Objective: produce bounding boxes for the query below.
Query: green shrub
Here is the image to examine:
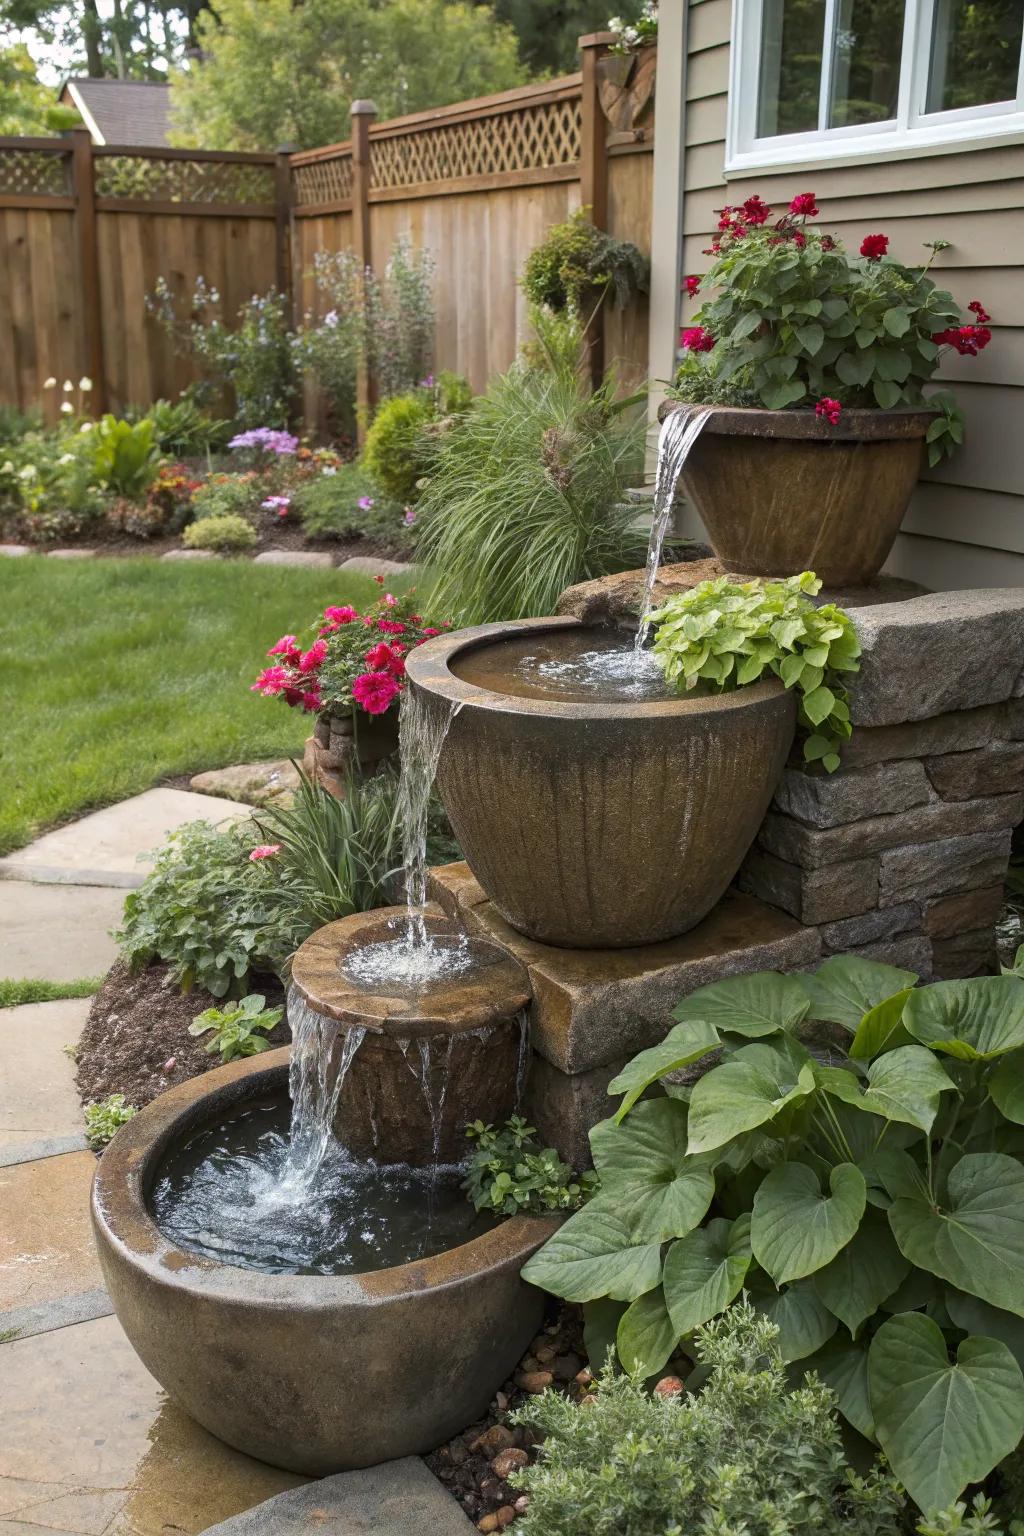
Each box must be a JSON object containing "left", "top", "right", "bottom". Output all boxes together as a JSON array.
[
  {"left": 291, "top": 462, "right": 409, "bottom": 549},
  {"left": 463, "top": 1116, "right": 597, "bottom": 1217},
  {"left": 84, "top": 1093, "right": 137, "bottom": 1150},
  {"left": 190, "top": 473, "right": 260, "bottom": 522},
  {"left": 0, "top": 403, "right": 41, "bottom": 445},
  {"left": 651, "top": 571, "right": 861, "bottom": 770},
  {"left": 89, "top": 414, "right": 162, "bottom": 497},
  {"left": 523, "top": 957, "right": 1024, "bottom": 1519},
  {"left": 416, "top": 312, "right": 648, "bottom": 624},
  {"left": 511, "top": 1303, "right": 905, "bottom": 1535},
  {"left": 143, "top": 390, "right": 231, "bottom": 457},
  {"left": 521, "top": 206, "right": 650, "bottom": 313},
  {"left": 183, "top": 513, "right": 257, "bottom": 552},
  {"left": 362, "top": 392, "right": 435, "bottom": 502},
  {"left": 189, "top": 993, "right": 283, "bottom": 1062}
]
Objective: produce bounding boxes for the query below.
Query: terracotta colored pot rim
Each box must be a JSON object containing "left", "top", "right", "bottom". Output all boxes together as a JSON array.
[
  {"left": 659, "top": 400, "right": 936, "bottom": 443},
  {"left": 406, "top": 616, "right": 788, "bottom": 720},
  {"left": 92, "top": 1048, "right": 554, "bottom": 1302}
]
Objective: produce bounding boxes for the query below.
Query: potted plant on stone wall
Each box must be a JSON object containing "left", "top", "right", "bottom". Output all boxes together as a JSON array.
[{"left": 668, "top": 193, "right": 993, "bottom": 585}]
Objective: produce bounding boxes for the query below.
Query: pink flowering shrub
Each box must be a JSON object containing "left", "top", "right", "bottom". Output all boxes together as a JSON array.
[
  {"left": 673, "top": 193, "right": 992, "bottom": 462},
  {"left": 251, "top": 582, "right": 450, "bottom": 719}
]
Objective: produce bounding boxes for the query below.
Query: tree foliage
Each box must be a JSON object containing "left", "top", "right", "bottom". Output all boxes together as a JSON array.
[{"left": 170, "top": 0, "right": 527, "bottom": 151}]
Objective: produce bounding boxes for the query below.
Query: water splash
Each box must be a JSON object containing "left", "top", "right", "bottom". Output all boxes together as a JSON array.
[
  {"left": 514, "top": 1010, "right": 531, "bottom": 1109},
  {"left": 634, "top": 404, "right": 713, "bottom": 651},
  {"left": 285, "top": 984, "right": 365, "bottom": 1188}
]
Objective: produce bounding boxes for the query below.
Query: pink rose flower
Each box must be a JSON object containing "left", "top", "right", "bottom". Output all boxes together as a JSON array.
[{"left": 249, "top": 844, "right": 282, "bottom": 861}]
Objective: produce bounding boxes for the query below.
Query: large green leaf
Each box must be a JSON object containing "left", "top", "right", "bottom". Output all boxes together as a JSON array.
[
  {"left": 811, "top": 1217, "right": 910, "bottom": 1336},
  {"left": 869, "top": 1312, "right": 1024, "bottom": 1515},
  {"left": 888, "top": 1152, "right": 1024, "bottom": 1317},
  {"left": 687, "top": 1037, "right": 815, "bottom": 1155},
  {"left": 590, "top": 1098, "right": 714, "bottom": 1242},
  {"left": 607, "top": 1019, "right": 720, "bottom": 1123},
  {"left": 817, "top": 1046, "right": 955, "bottom": 1134},
  {"left": 662, "top": 1215, "right": 751, "bottom": 1338},
  {"left": 848, "top": 988, "right": 916, "bottom": 1059},
  {"left": 752, "top": 1160, "right": 866, "bottom": 1284},
  {"left": 617, "top": 1286, "right": 677, "bottom": 1376},
  {"left": 520, "top": 1201, "right": 663, "bottom": 1302},
  {"left": 903, "top": 976, "right": 1024, "bottom": 1061},
  {"left": 805, "top": 956, "right": 918, "bottom": 1032},
  {"left": 990, "top": 1052, "right": 1024, "bottom": 1125},
  {"left": 671, "top": 971, "right": 811, "bottom": 1038},
  {"left": 750, "top": 1274, "right": 838, "bottom": 1362},
  {"left": 946, "top": 1289, "right": 1024, "bottom": 1372},
  {"left": 583, "top": 1298, "right": 626, "bottom": 1373},
  {"left": 807, "top": 1335, "right": 875, "bottom": 1440}
]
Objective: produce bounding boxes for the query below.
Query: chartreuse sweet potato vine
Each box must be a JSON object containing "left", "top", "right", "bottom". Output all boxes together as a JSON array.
[
  {"left": 649, "top": 571, "right": 860, "bottom": 771},
  {"left": 521, "top": 954, "right": 1024, "bottom": 1520}
]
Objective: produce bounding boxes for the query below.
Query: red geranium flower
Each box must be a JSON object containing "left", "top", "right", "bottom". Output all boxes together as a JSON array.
[
  {"left": 352, "top": 670, "right": 400, "bottom": 715},
  {"left": 741, "top": 195, "right": 772, "bottom": 226},
  {"left": 860, "top": 233, "right": 889, "bottom": 260},
  {"left": 968, "top": 299, "right": 992, "bottom": 324},
  {"left": 364, "top": 641, "right": 406, "bottom": 676},
  {"left": 815, "top": 397, "right": 842, "bottom": 427},
  {"left": 933, "top": 324, "right": 991, "bottom": 357},
  {"left": 789, "top": 192, "right": 819, "bottom": 217},
  {"left": 680, "top": 325, "right": 716, "bottom": 353},
  {"left": 683, "top": 275, "right": 701, "bottom": 298}
]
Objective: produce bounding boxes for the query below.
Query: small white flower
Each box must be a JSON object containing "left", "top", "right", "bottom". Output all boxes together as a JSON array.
[
  {"left": 43, "top": 376, "right": 57, "bottom": 389},
  {"left": 1, "top": 460, "right": 14, "bottom": 474},
  {"left": 18, "top": 464, "right": 37, "bottom": 479},
  {"left": 80, "top": 421, "right": 93, "bottom": 433},
  {"left": 62, "top": 379, "right": 73, "bottom": 392},
  {"left": 321, "top": 466, "right": 337, "bottom": 477},
  {"left": 58, "top": 453, "right": 75, "bottom": 464},
  {"left": 79, "top": 376, "right": 93, "bottom": 392},
  {"left": 60, "top": 401, "right": 73, "bottom": 414}
]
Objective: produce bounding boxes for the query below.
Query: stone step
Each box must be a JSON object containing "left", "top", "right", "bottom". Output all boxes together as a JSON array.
[{"left": 200, "top": 1460, "right": 475, "bottom": 1535}]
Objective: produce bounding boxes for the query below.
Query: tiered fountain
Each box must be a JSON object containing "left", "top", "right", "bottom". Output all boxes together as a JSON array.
[{"left": 91, "top": 407, "right": 799, "bottom": 1474}]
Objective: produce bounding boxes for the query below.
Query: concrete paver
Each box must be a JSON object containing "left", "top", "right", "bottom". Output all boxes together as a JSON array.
[
  {"left": 252, "top": 551, "right": 333, "bottom": 568},
  {"left": 0, "top": 999, "right": 91, "bottom": 1158},
  {"left": 0, "top": 790, "right": 250, "bottom": 888},
  {"left": 0, "top": 1152, "right": 104, "bottom": 1312},
  {"left": 0, "top": 884, "right": 124, "bottom": 981}
]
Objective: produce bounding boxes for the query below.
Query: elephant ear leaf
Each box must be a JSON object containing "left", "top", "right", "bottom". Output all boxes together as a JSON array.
[
  {"left": 589, "top": 1098, "right": 714, "bottom": 1242},
  {"left": 805, "top": 955, "right": 918, "bottom": 1032},
  {"left": 749, "top": 1274, "right": 837, "bottom": 1362},
  {"left": 607, "top": 1018, "right": 720, "bottom": 1122},
  {"left": 672, "top": 971, "right": 811, "bottom": 1037},
  {"left": 811, "top": 1217, "right": 910, "bottom": 1337},
  {"left": 687, "top": 1036, "right": 815, "bottom": 1155},
  {"left": 848, "top": 988, "right": 916, "bottom": 1059},
  {"left": 988, "top": 1050, "right": 1024, "bottom": 1124},
  {"left": 807, "top": 1334, "right": 876, "bottom": 1441},
  {"left": 751, "top": 1160, "right": 866, "bottom": 1285},
  {"left": 616, "top": 1286, "right": 677, "bottom": 1376},
  {"left": 869, "top": 1311, "right": 1024, "bottom": 1515},
  {"left": 903, "top": 975, "right": 1024, "bottom": 1061},
  {"left": 817, "top": 1045, "right": 955, "bottom": 1134},
  {"left": 521, "top": 1201, "right": 663, "bottom": 1303},
  {"left": 887, "top": 1152, "right": 1024, "bottom": 1318},
  {"left": 662, "top": 1215, "right": 751, "bottom": 1338}
]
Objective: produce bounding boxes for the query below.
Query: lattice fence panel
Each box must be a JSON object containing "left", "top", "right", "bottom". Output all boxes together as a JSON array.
[
  {"left": 371, "top": 97, "right": 582, "bottom": 189},
  {"left": 0, "top": 147, "right": 71, "bottom": 197},
  {"left": 94, "top": 155, "right": 275, "bottom": 203},
  {"left": 292, "top": 154, "right": 354, "bottom": 206}
]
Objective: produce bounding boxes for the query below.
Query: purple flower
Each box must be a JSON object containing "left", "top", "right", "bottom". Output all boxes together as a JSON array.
[
  {"left": 229, "top": 428, "right": 299, "bottom": 456},
  {"left": 419, "top": 374, "right": 435, "bottom": 388},
  {"left": 404, "top": 508, "right": 417, "bottom": 526},
  {"left": 358, "top": 495, "right": 375, "bottom": 511},
  {"left": 261, "top": 495, "right": 291, "bottom": 509}
]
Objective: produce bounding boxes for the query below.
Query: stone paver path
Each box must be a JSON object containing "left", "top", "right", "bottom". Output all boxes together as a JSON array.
[
  {"left": 0, "top": 998, "right": 91, "bottom": 1163},
  {"left": 0, "top": 885, "right": 124, "bottom": 980}
]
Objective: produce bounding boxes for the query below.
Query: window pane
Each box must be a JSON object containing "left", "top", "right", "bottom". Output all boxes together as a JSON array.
[
  {"left": 829, "top": 0, "right": 906, "bottom": 125},
  {"left": 927, "top": 0, "right": 1024, "bottom": 112},
  {"left": 758, "top": 0, "right": 826, "bottom": 136}
]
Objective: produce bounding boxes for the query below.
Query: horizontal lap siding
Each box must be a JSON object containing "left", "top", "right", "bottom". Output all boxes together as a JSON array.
[{"left": 681, "top": 1, "right": 1024, "bottom": 589}]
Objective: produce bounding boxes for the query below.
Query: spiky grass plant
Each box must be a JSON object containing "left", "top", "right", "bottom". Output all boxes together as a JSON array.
[{"left": 416, "top": 312, "right": 648, "bottom": 625}]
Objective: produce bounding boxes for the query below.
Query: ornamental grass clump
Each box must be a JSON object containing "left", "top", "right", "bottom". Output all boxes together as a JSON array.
[
  {"left": 522, "top": 955, "right": 1024, "bottom": 1520},
  {"left": 672, "top": 191, "right": 993, "bottom": 462},
  {"left": 650, "top": 570, "right": 860, "bottom": 770}
]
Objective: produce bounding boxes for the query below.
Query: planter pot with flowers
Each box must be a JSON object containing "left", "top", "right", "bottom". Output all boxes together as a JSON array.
[
  {"left": 250, "top": 581, "right": 450, "bottom": 797},
  {"left": 670, "top": 192, "right": 993, "bottom": 585}
]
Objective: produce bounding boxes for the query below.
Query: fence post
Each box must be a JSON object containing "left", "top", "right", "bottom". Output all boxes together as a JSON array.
[
  {"left": 70, "top": 127, "right": 106, "bottom": 416},
  {"left": 274, "top": 145, "right": 296, "bottom": 325},
  {"left": 579, "top": 32, "right": 611, "bottom": 387},
  {"left": 351, "top": 99, "right": 377, "bottom": 441}
]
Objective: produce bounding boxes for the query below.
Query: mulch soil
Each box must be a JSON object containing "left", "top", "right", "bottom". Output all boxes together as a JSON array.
[{"left": 75, "top": 960, "right": 289, "bottom": 1111}]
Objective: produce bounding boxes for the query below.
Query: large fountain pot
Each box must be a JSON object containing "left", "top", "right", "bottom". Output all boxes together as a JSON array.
[
  {"left": 406, "top": 616, "right": 796, "bottom": 949},
  {"left": 91, "top": 1049, "right": 557, "bottom": 1476}
]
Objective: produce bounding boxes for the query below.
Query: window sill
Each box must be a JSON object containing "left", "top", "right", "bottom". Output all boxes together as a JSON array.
[{"left": 725, "top": 117, "right": 1024, "bottom": 177}]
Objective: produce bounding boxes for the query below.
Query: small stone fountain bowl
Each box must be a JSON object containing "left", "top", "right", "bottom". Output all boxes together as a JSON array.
[
  {"left": 406, "top": 616, "right": 796, "bottom": 949},
  {"left": 91, "top": 1048, "right": 557, "bottom": 1476}
]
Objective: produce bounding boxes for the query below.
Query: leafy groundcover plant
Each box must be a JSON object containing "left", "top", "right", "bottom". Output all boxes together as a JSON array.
[
  {"left": 84, "top": 1093, "right": 137, "bottom": 1150},
  {"left": 189, "top": 993, "right": 283, "bottom": 1063},
  {"left": 522, "top": 955, "right": 1024, "bottom": 1519},
  {"left": 463, "top": 1116, "right": 597, "bottom": 1217},
  {"left": 650, "top": 570, "right": 860, "bottom": 769},
  {"left": 672, "top": 191, "right": 993, "bottom": 462}
]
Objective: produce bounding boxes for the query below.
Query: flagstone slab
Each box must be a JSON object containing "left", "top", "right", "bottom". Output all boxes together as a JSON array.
[
  {"left": 0, "top": 883, "right": 123, "bottom": 982},
  {"left": 0, "top": 1316, "right": 304, "bottom": 1535},
  {"left": 0, "top": 1152, "right": 103, "bottom": 1312},
  {"left": 0, "top": 790, "right": 250, "bottom": 888},
  {"left": 0, "top": 999, "right": 91, "bottom": 1158},
  {"left": 201, "top": 1459, "right": 474, "bottom": 1534}
]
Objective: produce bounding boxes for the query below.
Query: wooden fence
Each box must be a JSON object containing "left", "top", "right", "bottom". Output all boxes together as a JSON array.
[{"left": 0, "top": 35, "right": 653, "bottom": 425}]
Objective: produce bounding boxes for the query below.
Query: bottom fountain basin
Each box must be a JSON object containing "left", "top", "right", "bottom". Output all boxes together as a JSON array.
[
  {"left": 91, "top": 1049, "right": 557, "bottom": 1475},
  {"left": 290, "top": 907, "right": 532, "bottom": 1164}
]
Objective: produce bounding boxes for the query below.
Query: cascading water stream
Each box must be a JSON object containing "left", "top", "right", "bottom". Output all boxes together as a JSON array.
[
  {"left": 634, "top": 403, "right": 713, "bottom": 651},
  {"left": 285, "top": 984, "right": 366, "bottom": 1189}
]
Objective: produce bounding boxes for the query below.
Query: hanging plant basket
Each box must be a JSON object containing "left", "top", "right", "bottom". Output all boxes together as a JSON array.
[{"left": 597, "top": 44, "right": 656, "bottom": 133}]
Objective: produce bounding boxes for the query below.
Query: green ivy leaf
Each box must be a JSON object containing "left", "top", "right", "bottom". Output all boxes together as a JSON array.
[
  {"left": 591, "top": 1098, "right": 715, "bottom": 1241},
  {"left": 750, "top": 1274, "right": 838, "bottom": 1362},
  {"left": 904, "top": 976, "right": 1024, "bottom": 1060},
  {"left": 687, "top": 1037, "right": 816, "bottom": 1155},
  {"left": 662, "top": 1215, "right": 752, "bottom": 1337},
  {"left": 888, "top": 1152, "right": 1024, "bottom": 1317},
  {"left": 607, "top": 1019, "right": 721, "bottom": 1122},
  {"left": 672, "top": 972, "right": 811, "bottom": 1039},
  {"left": 805, "top": 956, "right": 919, "bottom": 1032},
  {"left": 811, "top": 1217, "right": 910, "bottom": 1335},
  {"left": 520, "top": 1201, "right": 663, "bottom": 1302},
  {"left": 752, "top": 1161, "right": 866, "bottom": 1285},
  {"left": 616, "top": 1286, "right": 677, "bottom": 1376},
  {"left": 817, "top": 1046, "right": 955, "bottom": 1134},
  {"left": 869, "top": 1312, "right": 1024, "bottom": 1515},
  {"left": 990, "top": 1051, "right": 1024, "bottom": 1124}
]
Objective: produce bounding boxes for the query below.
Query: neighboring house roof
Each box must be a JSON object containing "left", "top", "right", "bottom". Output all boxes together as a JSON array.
[{"left": 59, "top": 78, "right": 171, "bottom": 147}]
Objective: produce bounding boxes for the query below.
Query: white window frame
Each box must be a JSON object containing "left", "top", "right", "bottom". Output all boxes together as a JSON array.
[{"left": 726, "top": 0, "right": 1024, "bottom": 173}]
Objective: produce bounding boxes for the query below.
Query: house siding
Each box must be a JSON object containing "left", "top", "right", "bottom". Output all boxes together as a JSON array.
[{"left": 680, "top": 0, "right": 1024, "bottom": 589}]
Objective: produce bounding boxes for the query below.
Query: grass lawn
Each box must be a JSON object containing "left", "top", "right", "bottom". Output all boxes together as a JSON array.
[{"left": 0, "top": 556, "right": 397, "bottom": 854}]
